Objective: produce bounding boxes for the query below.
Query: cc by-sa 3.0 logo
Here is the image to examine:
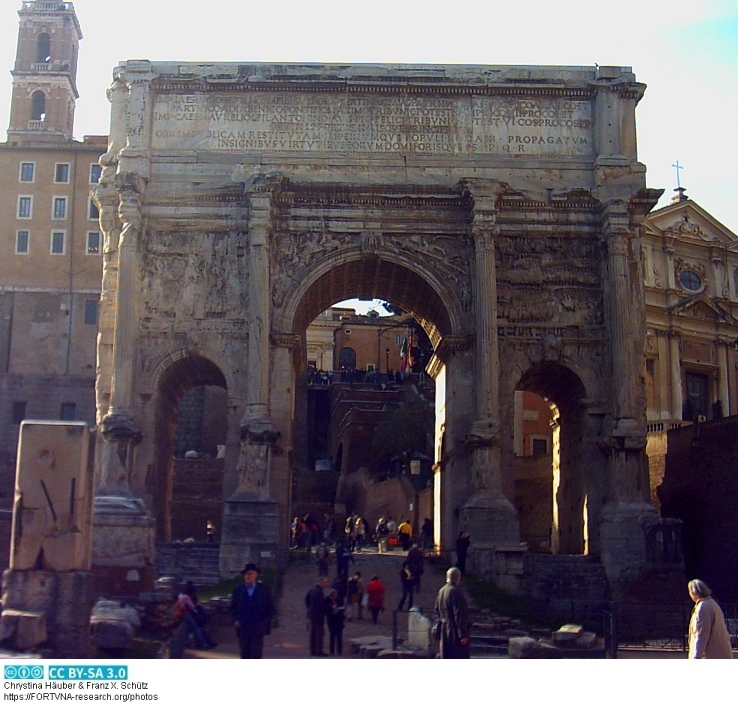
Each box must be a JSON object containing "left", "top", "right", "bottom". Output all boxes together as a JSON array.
[{"left": 4, "top": 665, "right": 44, "bottom": 679}]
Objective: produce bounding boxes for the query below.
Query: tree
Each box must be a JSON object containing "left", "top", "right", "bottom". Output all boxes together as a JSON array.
[{"left": 371, "top": 393, "right": 434, "bottom": 476}]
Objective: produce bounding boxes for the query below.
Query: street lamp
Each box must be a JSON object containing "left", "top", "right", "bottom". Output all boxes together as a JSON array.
[{"left": 385, "top": 347, "right": 390, "bottom": 373}]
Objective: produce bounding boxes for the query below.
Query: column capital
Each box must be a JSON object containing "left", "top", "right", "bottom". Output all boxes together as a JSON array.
[
  {"left": 433, "top": 335, "right": 473, "bottom": 362},
  {"left": 464, "top": 418, "right": 501, "bottom": 451},
  {"left": 100, "top": 412, "right": 141, "bottom": 444}
]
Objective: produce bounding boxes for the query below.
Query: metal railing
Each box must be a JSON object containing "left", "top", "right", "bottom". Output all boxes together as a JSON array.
[{"left": 604, "top": 601, "right": 738, "bottom": 657}]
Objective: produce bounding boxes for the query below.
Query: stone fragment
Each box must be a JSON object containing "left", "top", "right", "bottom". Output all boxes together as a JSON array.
[
  {"left": 0, "top": 609, "right": 47, "bottom": 650},
  {"left": 90, "top": 600, "right": 140, "bottom": 650},
  {"left": 551, "top": 623, "right": 584, "bottom": 644},
  {"left": 508, "top": 636, "right": 564, "bottom": 659}
]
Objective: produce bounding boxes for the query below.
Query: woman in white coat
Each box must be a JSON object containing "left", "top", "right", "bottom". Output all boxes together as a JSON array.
[{"left": 687, "top": 579, "right": 733, "bottom": 659}]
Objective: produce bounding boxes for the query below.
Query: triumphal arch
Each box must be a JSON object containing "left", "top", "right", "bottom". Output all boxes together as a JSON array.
[{"left": 91, "top": 61, "right": 663, "bottom": 597}]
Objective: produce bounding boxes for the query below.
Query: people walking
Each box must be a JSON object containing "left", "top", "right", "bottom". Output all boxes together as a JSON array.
[
  {"left": 455, "top": 531, "right": 470, "bottom": 575},
  {"left": 375, "top": 518, "right": 390, "bottom": 553},
  {"left": 366, "top": 574, "right": 386, "bottom": 624},
  {"left": 307, "top": 576, "right": 330, "bottom": 656},
  {"left": 434, "top": 566, "right": 470, "bottom": 659},
  {"left": 346, "top": 571, "right": 364, "bottom": 621},
  {"left": 397, "top": 561, "right": 416, "bottom": 611},
  {"left": 687, "top": 579, "right": 733, "bottom": 658},
  {"left": 229, "top": 563, "right": 276, "bottom": 659},
  {"left": 174, "top": 581, "right": 217, "bottom": 652},
  {"left": 406, "top": 542, "right": 425, "bottom": 593},
  {"left": 397, "top": 519, "right": 412, "bottom": 551},
  {"left": 420, "top": 518, "right": 433, "bottom": 552},
  {"left": 326, "top": 589, "right": 346, "bottom": 656},
  {"left": 335, "top": 540, "right": 355, "bottom": 579},
  {"left": 315, "top": 541, "right": 331, "bottom": 577},
  {"left": 354, "top": 516, "right": 366, "bottom": 551},
  {"left": 385, "top": 516, "right": 397, "bottom": 550}
]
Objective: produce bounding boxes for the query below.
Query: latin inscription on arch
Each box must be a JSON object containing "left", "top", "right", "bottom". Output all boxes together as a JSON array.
[{"left": 151, "top": 92, "right": 593, "bottom": 157}]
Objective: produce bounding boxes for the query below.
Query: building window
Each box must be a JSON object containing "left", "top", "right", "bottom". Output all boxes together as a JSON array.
[
  {"left": 36, "top": 33, "right": 51, "bottom": 63},
  {"left": 338, "top": 347, "right": 356, "bottom": 370},
  {"left": 52, "top": 196, "right": 68, "bottom": 220},
  {"left": 88, "top": 198, "right": 99, "bottom": 221},
  {"left": 18, "top": 196, "right": 32, "bottom": 219},
  {"left": 51, "top": 231, "right": 65, "bottom": 255},
  {"left": 60, "top": 403, "right": 76, "bottom": 421},
  {"left": 684, "top": 372, "right": 709, "bottom": 421},
  {"left": 90, "top": 163, "right": 102, "bottom": 184},
  {"left": 54, "top": 163, "right": 70, "bottom": 183},
  {"left": 12, "top": 401, "right": 26, "bottom": 425},
  {"left": 31, "top": 91, "right": 46, "bottom": 121},
  {"left": 16, "top": 230, "right": 29, "bottom": 254},
  {"left": 19, "top": 162, "right": 35, "bottom": 182},
  {"left": 86, "top": 232, "right": 100, "bottom": 255},
  {"left": 678, "top": 270, "right": 702, "bottom": 292},
  {"left": 531, "top": 438, "right": 549, "bottom": 457},
  {"left": 84, "top": 299, "right": 98, "bottom": 325}
]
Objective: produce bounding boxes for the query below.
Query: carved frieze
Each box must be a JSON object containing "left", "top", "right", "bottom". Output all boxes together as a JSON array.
[
  {"left": 496, "top": 235, "right": 601, "bottom": 287},
  {"left": 271, "top": 230, "right": 472, "bottom": 310},
  {"left": 140, "top": 231, "right": 248, "bottom": 319}
]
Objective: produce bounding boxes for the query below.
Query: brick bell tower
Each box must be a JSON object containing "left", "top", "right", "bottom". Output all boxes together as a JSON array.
[{"left": 7, "top": 1, "right": 82, "bottom": 145}]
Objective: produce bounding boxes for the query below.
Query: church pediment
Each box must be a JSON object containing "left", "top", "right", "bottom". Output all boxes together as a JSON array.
[
  {"left": 669, "top": 293, "right": 734, "bottom": 322},
  {"left": 646, "top": 198, "right": 738, "bottom": 247}
]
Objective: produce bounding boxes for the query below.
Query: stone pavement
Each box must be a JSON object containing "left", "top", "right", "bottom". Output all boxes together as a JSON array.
[{"left": 186, "top": 547, "right": 445, "bottom": 659}]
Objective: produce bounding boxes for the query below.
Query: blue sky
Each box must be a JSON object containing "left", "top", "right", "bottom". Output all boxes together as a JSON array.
[{"left": 1, "top": 0, "right": 736, "bottom": 231}]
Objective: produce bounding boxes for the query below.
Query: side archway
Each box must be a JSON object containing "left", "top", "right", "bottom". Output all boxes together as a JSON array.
[
  {"left": 515, "top": 362, "right": 593, "bottom": 555},
  {"left": 152, "top": 352, "right": 227, "bottom": 541}
]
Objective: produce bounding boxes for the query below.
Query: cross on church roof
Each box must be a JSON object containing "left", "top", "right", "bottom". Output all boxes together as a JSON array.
[
  {"left": 671, "top": 160, "right": 688, "bottom": 202},
  {"left": 671, "top": 160, "right": 684, "bottom": 189}
]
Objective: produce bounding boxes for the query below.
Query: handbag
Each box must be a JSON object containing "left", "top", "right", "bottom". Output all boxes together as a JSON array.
[{"left": 361, "top": 593, "right": 369, "bottom": 608}]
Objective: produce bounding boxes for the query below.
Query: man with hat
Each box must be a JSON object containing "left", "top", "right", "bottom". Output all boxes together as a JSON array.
[{"left": 230, "top": 563, "right": 276, "bottom": 658}]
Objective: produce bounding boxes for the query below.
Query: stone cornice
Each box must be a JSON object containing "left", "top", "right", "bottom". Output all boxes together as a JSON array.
[{"left": 151, "top": 77, "right": 597, "bottom": 100}]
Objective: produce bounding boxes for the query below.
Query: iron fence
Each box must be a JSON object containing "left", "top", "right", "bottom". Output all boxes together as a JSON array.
[{"left": 604, "top": 601, "right": 738, "bottom": 657}]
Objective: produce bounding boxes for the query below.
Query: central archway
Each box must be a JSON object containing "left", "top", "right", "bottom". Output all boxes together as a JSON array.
[
  {"left": 271, "top": 251, "right": 472, "bottom": 552},
  {"left": 289, "top": 257, "right": 456, "bottom": 344}
]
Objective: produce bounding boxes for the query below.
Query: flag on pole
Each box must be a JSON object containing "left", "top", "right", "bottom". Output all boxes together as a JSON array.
[{"left": 400, "top": 335, "right": 408, "bottom": 372}]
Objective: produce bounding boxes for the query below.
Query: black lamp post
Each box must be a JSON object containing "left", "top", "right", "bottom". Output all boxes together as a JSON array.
[{"left": 385, "top": 347, "right": 390, "bottom": 373}]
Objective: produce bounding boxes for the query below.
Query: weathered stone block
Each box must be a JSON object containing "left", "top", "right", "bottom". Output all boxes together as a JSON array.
[
  {"left": 0, "top": 609, "right": 47, "bottom": 650},
  {"left": 509, "top": 636, "right": 565, "bottom": 658},
  {"left": 551, "top": 623, "right": 584, "bottom": 644},
  {"left": 11, "top": 422, "right": 93, "bottom": 572}
]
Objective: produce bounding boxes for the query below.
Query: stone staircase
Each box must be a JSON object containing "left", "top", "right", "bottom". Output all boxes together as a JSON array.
[{"left": 155, "top": 543, "right": 221, "bottom": 587}]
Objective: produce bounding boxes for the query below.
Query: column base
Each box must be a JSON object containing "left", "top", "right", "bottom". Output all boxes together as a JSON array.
[
  {"left": 219, "top": 497, "right": 280, "bottom": 577},
  {"left": 599, "top": 500, "right": 659, "bottom": 597},
  {"left": 459, "top": 495, "right": 520, "bottom": 547},
  {"left": 92, "top": 500, "right": 155, "bottom": 596},
  {"left": 1, "top": 570, "right": 94, "bottom": 657}
]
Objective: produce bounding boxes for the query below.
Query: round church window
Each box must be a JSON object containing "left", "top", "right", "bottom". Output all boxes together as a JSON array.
[{"left": 678, "top": 270, "right": 702, "bottom": 292}]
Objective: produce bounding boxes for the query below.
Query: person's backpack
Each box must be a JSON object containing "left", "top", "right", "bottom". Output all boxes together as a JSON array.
[
  {"left": 174, "top": 599, "right": 187, "bottom": 621},
  {"left": 347, "top": 578, "right": 358, "bottom": 596},
  {"left": 378, "top": 523, "right": 389, "bottom": 536}
]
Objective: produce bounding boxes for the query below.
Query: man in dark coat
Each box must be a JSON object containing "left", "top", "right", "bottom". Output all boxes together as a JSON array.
[
  {"left": 230, "top": 563, "right": 276, "bottom": 659},
  {"left": 307, "top": 576, "right": 329, "bottom": 656},
  {"left": 434, "top": 566, "right": 470, "bottom": 659}
]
